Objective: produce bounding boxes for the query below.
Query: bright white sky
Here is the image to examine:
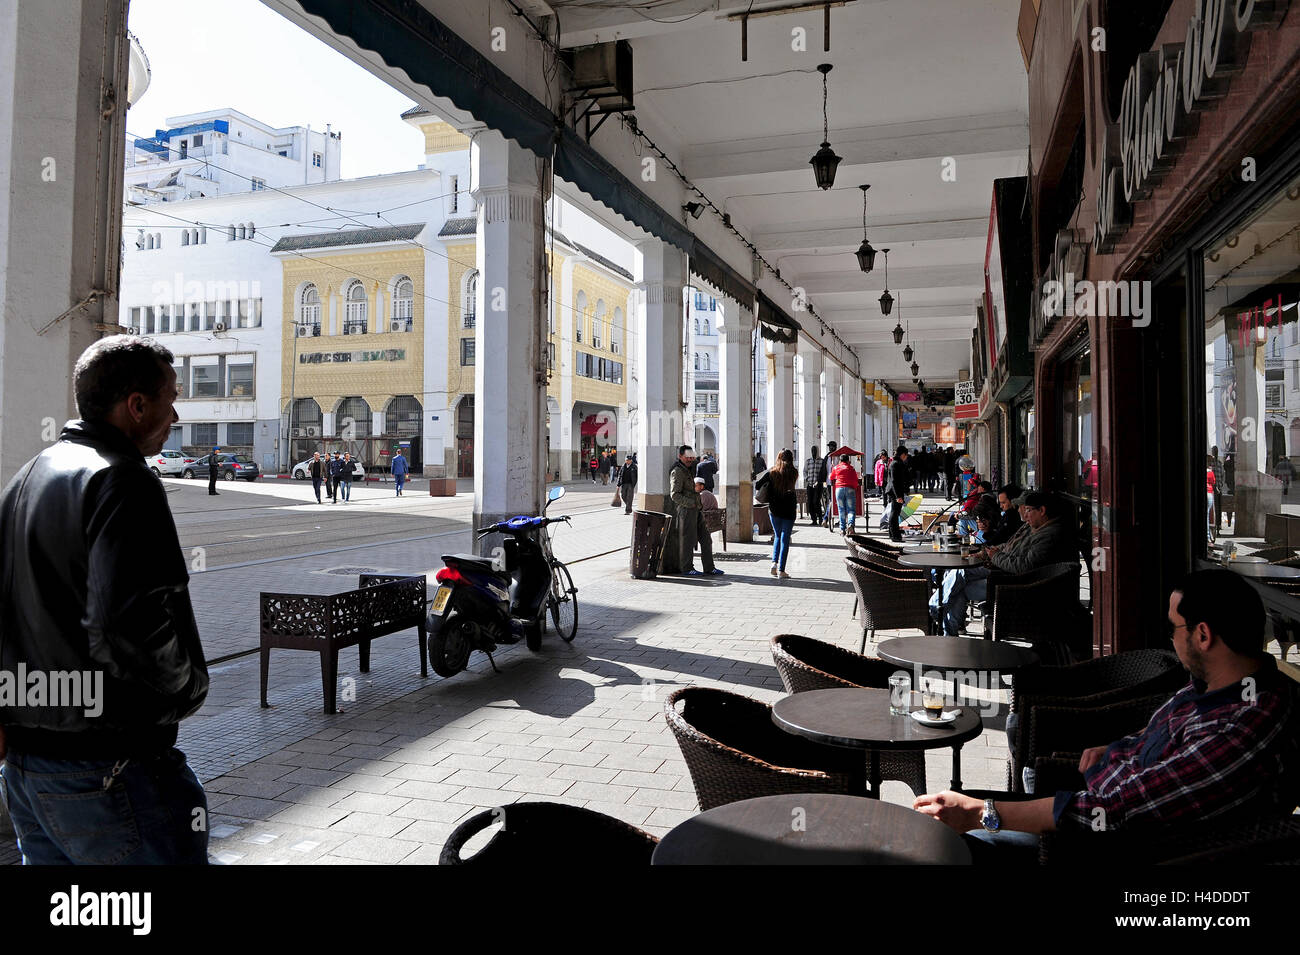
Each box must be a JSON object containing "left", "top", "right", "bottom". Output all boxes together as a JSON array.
[{"left": 127, "top": 0, "right": 424, "bottom": 180}]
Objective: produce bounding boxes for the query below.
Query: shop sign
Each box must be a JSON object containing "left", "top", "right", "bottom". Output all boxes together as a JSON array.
[
  {"left": 1094, "top": 0, "right": 1288, "bottom": 254},
  {"left": 1235, "top": 293, "right": 1289, "bottom": 348},
  {"left": 953, "top": 380, "right": 976, "bottom": 405},
  {"left": 300, "top": 348, "right": 407, "bottom": 364}
]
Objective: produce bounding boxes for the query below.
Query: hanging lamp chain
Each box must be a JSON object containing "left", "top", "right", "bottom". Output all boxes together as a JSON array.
[{"left": 822, "top": 70, "right": 829, "bottom": 143}]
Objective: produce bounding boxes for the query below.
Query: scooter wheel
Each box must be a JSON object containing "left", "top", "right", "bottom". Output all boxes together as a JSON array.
[
  {"left": 525, "top": 619, "right": 543, "bottom": 652},
  {"left": 430, "top": 614, "right": 475, "bottom": 678}
]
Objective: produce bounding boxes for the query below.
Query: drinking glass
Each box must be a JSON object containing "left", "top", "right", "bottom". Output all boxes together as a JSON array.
[{"left": 888, "top": 673, "right": 910, "bottom": 715}]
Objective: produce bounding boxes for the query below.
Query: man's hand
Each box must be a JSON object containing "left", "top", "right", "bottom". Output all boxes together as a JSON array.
[
  {"left": 1078, "top": 745, "right": 1108, "bottom": 773},
  {"left": 895, "top": 497, "right": 903, "bottom": 504},
  {"left": 913, "top": 790, "right": 982, "bottom": 832}
]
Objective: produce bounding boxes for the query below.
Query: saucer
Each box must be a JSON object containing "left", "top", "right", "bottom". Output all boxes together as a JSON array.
[{"left": 910, "top": 709, "right": 958, "bottom": 726}]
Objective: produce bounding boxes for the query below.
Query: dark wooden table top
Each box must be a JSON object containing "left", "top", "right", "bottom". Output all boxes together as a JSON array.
[
  {"left": 772, "top": 687, "right": 982, "bottom": 749},
  {"left": 651, "top": 793, "right": 972, "bottom": 865},
  {"left": 876, "top": 635, "right": 1040, "bottom": 672},
  {"left": 1228, "top": 561, "right": 1300, "bottom": 579},
  {"left": 897, "top": 552, "right": 981, "bottom": 569}
]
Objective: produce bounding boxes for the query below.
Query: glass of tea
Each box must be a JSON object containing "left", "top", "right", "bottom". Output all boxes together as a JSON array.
[{"left": 922, "top": 679, "right": 945, "bottom": 719}]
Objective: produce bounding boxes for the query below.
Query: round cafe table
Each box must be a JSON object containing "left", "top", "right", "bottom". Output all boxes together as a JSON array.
[
  {"left": 772, "top": 687, "right": 982, "bottom": 796},
  {"left": 651, "top": 793, "right": 971, "bottom": 865},
  {"left": 1227, "top": 561, "right": 1300, "bottom": 580},
  {"left": 897, "top": 551, "right": 981, "bottom": 570},
  {"left": 876, "top": 635, "right": 1040, "bottom": 674}
]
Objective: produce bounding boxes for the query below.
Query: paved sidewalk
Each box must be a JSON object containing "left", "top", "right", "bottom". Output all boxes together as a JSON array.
[{"left": 193, "top": 495, "right": 1016, "bottom": 865}]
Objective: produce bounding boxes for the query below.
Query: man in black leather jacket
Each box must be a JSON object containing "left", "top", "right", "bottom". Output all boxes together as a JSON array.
[{"left": 0, "top": 335, "right": 210, "bottom": 864}]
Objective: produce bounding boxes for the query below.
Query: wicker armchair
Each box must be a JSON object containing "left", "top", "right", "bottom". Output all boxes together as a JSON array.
[
  {"left": 770, "top": 634, "right": 927, "bottom": 796},
  {"left": 439, "top": 802, "right": 659, "bottom": 865},
  {"left": 850, "top": 534, "right": 904, "bottom": 559},
  {"left": 664, "top": 686, "right": 861, "bottom": 811},
  {"left": 983, "top": 562, "right": 1091, "bottom": 665},
  {"left": 701, "top": 506, "right": 727, "bottom": 551},
  {"left": 1251, "top": 546, "right": 1298, "bottom": 563},
  {"left": 1041, "top": 815, "right": 1300, "bottom": 865},
  {"left": 843, "top": 555, "right": 931, "bottom": 654}
]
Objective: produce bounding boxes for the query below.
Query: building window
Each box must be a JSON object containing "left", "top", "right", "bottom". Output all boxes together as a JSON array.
[
  {"left": 594, "top": 300, "right": 605, "bottom": 349},
  {"left": 227, "top": 422, "right": 254, "bottom": 446},
  {"left": 188, "top": 302, "right": 202, "bottom": 331},
  {"left": 708, "top": 393, "right": 718, "bottom": 414},
  {"left": 695, "top": 395, "right": 708, "bottom": 413},
  {"left": 546, "top": 341, "right": 555, "bottom": 372},
  {"left": 450, "top": 174, "right": 458, "bottom": 213},
  {"left": 173, "top": 360, "right": 185, "bottom": 396},
  {"left": 463, "top": 271, "right": 477, "bottom": 328},
  {"left": 227, "top": 225, "right": 236, "bottom": 241},
  {"left": 312, "top": 152, "right": 322, "bottom": 168},
  {"left": 575, "top": 291, "right": 587, "bottom": 343},
  {"left": 157, "top": 306, "right": 171, "bottom": 334},
  {"left": 192, "top": 423, "right": 217, "bottom": 448},
  {"left": 702, "top": 353, "right": 711, "bottom": 371},
  {"left": 251, "top": 178, "right": 266, "bottom": 191},
  {"left": 336, "top": 397, "right": 372, "bottom": 437},
  {"left": 237, "top": 299, "right": 262, "bottom": 329},
  {"left": 344, "top": 281, "right": 368, "bottom": 335},
  {"left": 385, "top": 396, "right": 422, "bottom": 437},
  {"left": 128, "top": 307, "right": 145, "bottom": 333},
  {"left": 226, "top": 358, "right": 254, "bottom": 397},
  {"left": 702, "top": 318, "right": 711, "bottom": 335},
  {"left": 291, "top": 397, "right": 322, "bottom": 437},
  {"left": 299, "top": 284, "right": 321, "bottom": 335},
  {"left": 461, "top": 338, "right": 475, "bottom": 366},
  {"left": 694, "top": 352, "right": 700, "bottom": 371},
  {"left": 392, "top": 277, "right": 413, "bottom": 331},
  {"left": 190, "top": 359, "right": 220, "bottom": 398},
  {"left": 204, "top": 301, "right": 217, "bottom": 331},
  {"left": 610, "top": 307, "right": 623, "bottom": 354}
]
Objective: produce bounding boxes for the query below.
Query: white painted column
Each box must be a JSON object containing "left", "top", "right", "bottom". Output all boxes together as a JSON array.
[
  {"left": 634, "top": 240, "right": 686, "bottom": 513},
  {"left": 797, "top": 347, "right": 823, "bottom": 463},
  {"left": 557, "top": 256, "right": 575, "bottom": 480},
  {"left": 766, "top": 340, "right": 796, "bottom": 457},
  {"left": 0, "top": 0, "right": 130, "bottom": 484},
  {"left": 718, "top": 300, "right": 755, "bottom": 543},
  {"left": 471, "top": 130, "right": 546, "bottom": 553},
  {"left": 372, "top": 283, "right": 384, "bottom": 334},
  {"left": 821, "top": 361, "right": 841, "bottom": 450}
]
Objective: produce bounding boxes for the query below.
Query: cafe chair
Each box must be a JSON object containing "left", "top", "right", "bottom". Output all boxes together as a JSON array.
[
  {"left": 1040, "top": 815, "right": 1300, "bottom": 866},
  {"left": 439, "top": 802, "right": 658, "bottom": 866},
  {"left": 770, "top": 634, "right": 928, "bottom": 797},
  {"left": 983, "top": 562, "right": 1092, "bottom": 665},
  {"left": 843, "top": 556, "right": 930, "bottom": 654},
  {"left": 664, "top": 686, "right": 861, "bottom": 811},
  {"left": 701, "top": 505, "right": 727, "bottom": 552},
  {"left": 849, "top": 533, "right": 904, "bottom": 558}
]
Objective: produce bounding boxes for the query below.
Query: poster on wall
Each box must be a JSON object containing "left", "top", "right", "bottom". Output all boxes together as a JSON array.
[{"left": 901, "top": 410, "right": 918, "bottom": 430}]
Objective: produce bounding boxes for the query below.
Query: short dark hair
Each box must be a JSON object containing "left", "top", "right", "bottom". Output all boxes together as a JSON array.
[
  {"left": 999, "top": 484, "right": 1023, "bottom": 500},
  {"left": 73, "top": 335, "right": 174, "bottom": 422},
  {"left": 977, "top": 480, "right": 993, "bottom": 493},
  {"left": 839, "top": 454, "right": 850, "bottom": 463},
  {"left": 1023, "top": 490, "right": 1062, "bottom": 517},
  {"left": 1175, "top": 570, "right": 1265, "bottom": 656},
  {"left": 810, "top": 446, "right": 819, "bottom": 458},
  {"left": 678, "top": 445, "right": 693, "bottom": 456}
]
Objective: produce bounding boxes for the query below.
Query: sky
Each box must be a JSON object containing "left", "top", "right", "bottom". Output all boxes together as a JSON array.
[{"left": 127, "top": 0, "right": 425, "bottom": 180}]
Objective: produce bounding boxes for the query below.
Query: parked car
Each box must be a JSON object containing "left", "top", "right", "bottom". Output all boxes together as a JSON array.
[
  {"left": 291, "top": 457, "right": 364, "bottom": 480},
  {"left": 183, "top": 453, "right": 261, "bottom": 482},
  {"left": 145, "top": 449, "right": 196, "bottom": 476}
]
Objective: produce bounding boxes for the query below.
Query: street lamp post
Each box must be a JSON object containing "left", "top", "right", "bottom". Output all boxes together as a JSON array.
[{"left": 284, "top": 318, "right": 304, "bottom": 474}]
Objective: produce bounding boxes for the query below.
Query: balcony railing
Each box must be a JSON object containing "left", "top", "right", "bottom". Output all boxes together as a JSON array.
[{"left": 343, "top": 319, "right": 368, "bottom": 335}]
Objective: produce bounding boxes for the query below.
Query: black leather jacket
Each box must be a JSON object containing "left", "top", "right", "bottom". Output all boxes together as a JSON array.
[{"left": 0, "top": 420, "right": 208, "bottom": 757}]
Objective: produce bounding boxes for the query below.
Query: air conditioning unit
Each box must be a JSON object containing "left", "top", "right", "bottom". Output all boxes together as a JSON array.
[
  {"left": 290, "top": 428, "right": 303, "bottom": 438},
  {"left": 296, "top": 325, "right": 310, "bottom": 337},
  {"left": 214, "top": 321, "right": 227, "bottom": 332},
  {"left": 390, "top": 320, "right": 405, "bottom": 332},
  {"left": 305, "top": 426, "right": 319, "bottom": 437}
]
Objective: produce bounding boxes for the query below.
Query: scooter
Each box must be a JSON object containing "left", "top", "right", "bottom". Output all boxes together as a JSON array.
[{"left": 425, "top": 485, "right": 579, "bottom": 678}]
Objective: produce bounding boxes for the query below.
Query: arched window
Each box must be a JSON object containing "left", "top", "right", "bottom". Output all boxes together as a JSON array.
[
  {"left": 199, "top": 227, "right": 207, "bottom": 244},
  {"left": 146, "top": 234, "right": 155, "bottom": 250},
  {"left": 575, "top": 291, "right": 587, "bottom": 343},
  {"left": 291, "top": 397, "right": 322, "bottom": 436},
  {"left": 594, "top": 300, "right": 606, "bottom": 349},
  {"left": 610, "top": 307, "right": 623, "bottom": 355},
  {"left": 246, "top": 223, "right": 255, "bottom": 239},
  {"left": 392, "top": 277, "right": 413, "bottom": 331},
  {"left": 385, "top": 395, "right": 422, "bottom": 437},
  {"left": 181, "top": 231, "right": 189, "bottom": 246},
  {"left": 237, "top": 225, "right": 246, "bottom": 240},
  {"left": 344, "top": 280, "right": 367, "bottom": 335},
  {"left": 228, "top": 225, "right": 236, "bottom": 240},
  {"left": 703, "top": 318, "right": 710, "bottom": 335},
  {"left": 703, "top": 353, "right": 711, "bottom": 371},
  {"left": 694, "top": 352, "right": 701, "bottom": 371},
  {"left": 694, "top": 318, "right": 700, "bottom": 334},
  {"left": 299, "top": 284, "right": 321, "bottom": 335},
  {"left": 336, "top": 397, "right": 372, "bottom": 437},
  {"left": 463, "top": 270, "right": 477, "bottom": 328}
]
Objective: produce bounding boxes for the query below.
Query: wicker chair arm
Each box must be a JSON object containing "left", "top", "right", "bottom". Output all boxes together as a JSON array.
[{"left": 438, "top": 807, "right": 501, "bottom": 864}]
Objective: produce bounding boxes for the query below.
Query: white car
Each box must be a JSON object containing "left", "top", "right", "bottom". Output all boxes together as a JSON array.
[
  {"left": 145, "top": 449, "right": 195, "bottom": 476},
  {"left": 292, "top": 457, "right": 364, "bottom": 480}
]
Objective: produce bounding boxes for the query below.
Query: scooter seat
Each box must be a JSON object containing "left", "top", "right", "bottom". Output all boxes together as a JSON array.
[{"left": 443, "top": 553, "right": 498, "bottom": 571}]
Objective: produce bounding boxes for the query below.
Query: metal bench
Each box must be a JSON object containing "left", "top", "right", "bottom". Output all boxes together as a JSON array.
[{"left": 260, "top": 573, "right": 428, "bottom": 714}]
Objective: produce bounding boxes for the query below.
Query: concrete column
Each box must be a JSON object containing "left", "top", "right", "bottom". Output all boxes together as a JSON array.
[
  {"left": 470, "top": 130, "right": 546, "bottom": 553},
  {"left": 633, "top": 241, "right": 686, "bottom": 513},
  {"left": 797, "top": 348, "right": 823, "bottom": 463},
  {"left": 718, "top": 300, "right": 755, "bottom": 543},
  {"left": 845, "top": 374, "right": 861, "bottom": 451},
  {"left": 557, "top": 255, "right": 575, "bottom": 480},
  {"left": 0, "top": 0, "right": 130, "bottom": 485},
  {"left": 821, "top": 362, "right": 841, "bottom": 450},
  {"left": 372, "top": 284, "right": 384, "bottom": 334},
  {"left": 328, "top": 288, "right": 338, "bottom": 336},
  {"left": 766, "top": 340, "right": 796, "bottom": 457}
]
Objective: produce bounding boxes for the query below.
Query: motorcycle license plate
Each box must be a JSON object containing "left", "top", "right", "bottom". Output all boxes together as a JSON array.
[{"left": 432, "top": 585, "right": 452, "bottom": 614}]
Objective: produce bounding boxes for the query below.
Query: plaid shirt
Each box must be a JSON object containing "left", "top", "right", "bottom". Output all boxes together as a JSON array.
[{"left": 1053, "top": 655, "right": 1300, "bottom": 830}]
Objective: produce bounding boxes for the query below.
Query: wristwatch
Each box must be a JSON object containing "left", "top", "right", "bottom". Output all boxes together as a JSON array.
[{"left": 980, "top": 799, "right": 1001, "bottom": 833}]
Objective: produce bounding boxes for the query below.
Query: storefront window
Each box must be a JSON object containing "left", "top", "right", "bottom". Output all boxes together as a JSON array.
[
  {"left": 1059, "top": 344, "right": 1093, "bottom": 499},
  {"left": 1203, "top": 172, "right": 1300, "bottom": 548}
]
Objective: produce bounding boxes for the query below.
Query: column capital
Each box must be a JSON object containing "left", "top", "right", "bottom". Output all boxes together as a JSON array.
[
  {"left": 639, "top": 281, "right": 684, "bottom": 305},
  {"left": 471, "top": 183, "right": 542, "bottom": 225},
  {"left": 798, "top": 348, "right": 823, "bottom": 376}
]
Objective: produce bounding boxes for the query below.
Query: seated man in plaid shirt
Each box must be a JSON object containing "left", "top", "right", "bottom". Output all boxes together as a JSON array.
[{"left": 914, "top": 568, "right": 1300, "bottom": 863}]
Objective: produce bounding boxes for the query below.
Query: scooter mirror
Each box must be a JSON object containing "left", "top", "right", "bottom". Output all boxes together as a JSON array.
[{"left": 547, "top": 485, "right": 566, "bottom": 503}]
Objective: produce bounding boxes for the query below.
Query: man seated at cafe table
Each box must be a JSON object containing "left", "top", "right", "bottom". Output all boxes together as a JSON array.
[
  {"left": 914, "top": 570, "right": 1300, "bottom": 864},
  {"left": 984, "top": 484, "right": 1023, "bottom": 545},
  {"left": 929, "top": 490, "right": 1076, "bottom": 636}
]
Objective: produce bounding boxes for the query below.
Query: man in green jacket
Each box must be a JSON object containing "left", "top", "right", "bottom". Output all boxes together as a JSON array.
[{"left": 668, "top": 445, "right": 723, "bottom": 577}]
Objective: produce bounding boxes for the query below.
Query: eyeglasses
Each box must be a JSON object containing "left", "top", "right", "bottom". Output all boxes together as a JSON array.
[{"left": 1166, "top": 621, "right": 1190, "bottom": 640}]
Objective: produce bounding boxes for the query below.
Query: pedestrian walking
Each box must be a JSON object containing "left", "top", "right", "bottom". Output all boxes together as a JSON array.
[
  {"left": 821, "top": 441, "right": 839, "bottom": 527},
  {"left": 391, "top": 448, "right": 408, "bottom": 496},
  {"left": 752, "top": 451, "right": 767, "bottom": 480},
  {"left": 756, "top": 449, "right": 798, "bottom": 578},
  {"left": 887, "top": 445, "right": 912, "bottom": 542},
  {"left": 309, "top": 451, "right": 325, "bottom": 503},
  {"left": 328, "top": 452, "right": 342, "bottom": 502},
  {"left": 668, "top": 444, "right": 723, "bottom": 577},
  {"left": 943, "top": 446, "right": 958, "bottom": 500},
  {"left": 874, "top": 451, "right": 890, "bottom": 503},
  {"left": 803, "top": 445, "right": 823, "bottom": 526},
  {"left": 589, "top": 454, "right": 599, "bottom": 482},
  {"left": 695, "top": 451, "right": 718, "bottom": 493},
  {"left": 618, "top": 454, "right": 638, "bottom": 514},
  {"left": 599, "top": 450, "right": 612, "bottom": 486},
  {"left": 208, "top": 445, "right": 220, "bottom": 495},
  {"left": 0, "top": 335, "right": 210, "bottom": 864},
  {"left": 340, "top": 451, "right": 355, "bottom": 502},
  {"left": 829, "top": 453, "right": 862, "bottom": 534}
]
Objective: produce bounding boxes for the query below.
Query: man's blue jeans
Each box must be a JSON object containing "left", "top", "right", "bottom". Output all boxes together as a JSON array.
[
  {"left": 929, "top": 565, "right": 991, "bottom": 635},
  {"left": 835, "top": 487, "right": 856, "bottom": 531},
  {"left": 340, "top": 479, "right": 351, "bottom": 501},
  {"left": 770, "top": 515, "right": 794, "bottom": 570},
  {"left": 0, "top": 748, "right": 209, "bottom": 864}
]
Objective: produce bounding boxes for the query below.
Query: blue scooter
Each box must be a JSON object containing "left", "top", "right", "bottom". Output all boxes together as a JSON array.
[{"left": 426, "top": 486, "right": 578, "bottom": 678}]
